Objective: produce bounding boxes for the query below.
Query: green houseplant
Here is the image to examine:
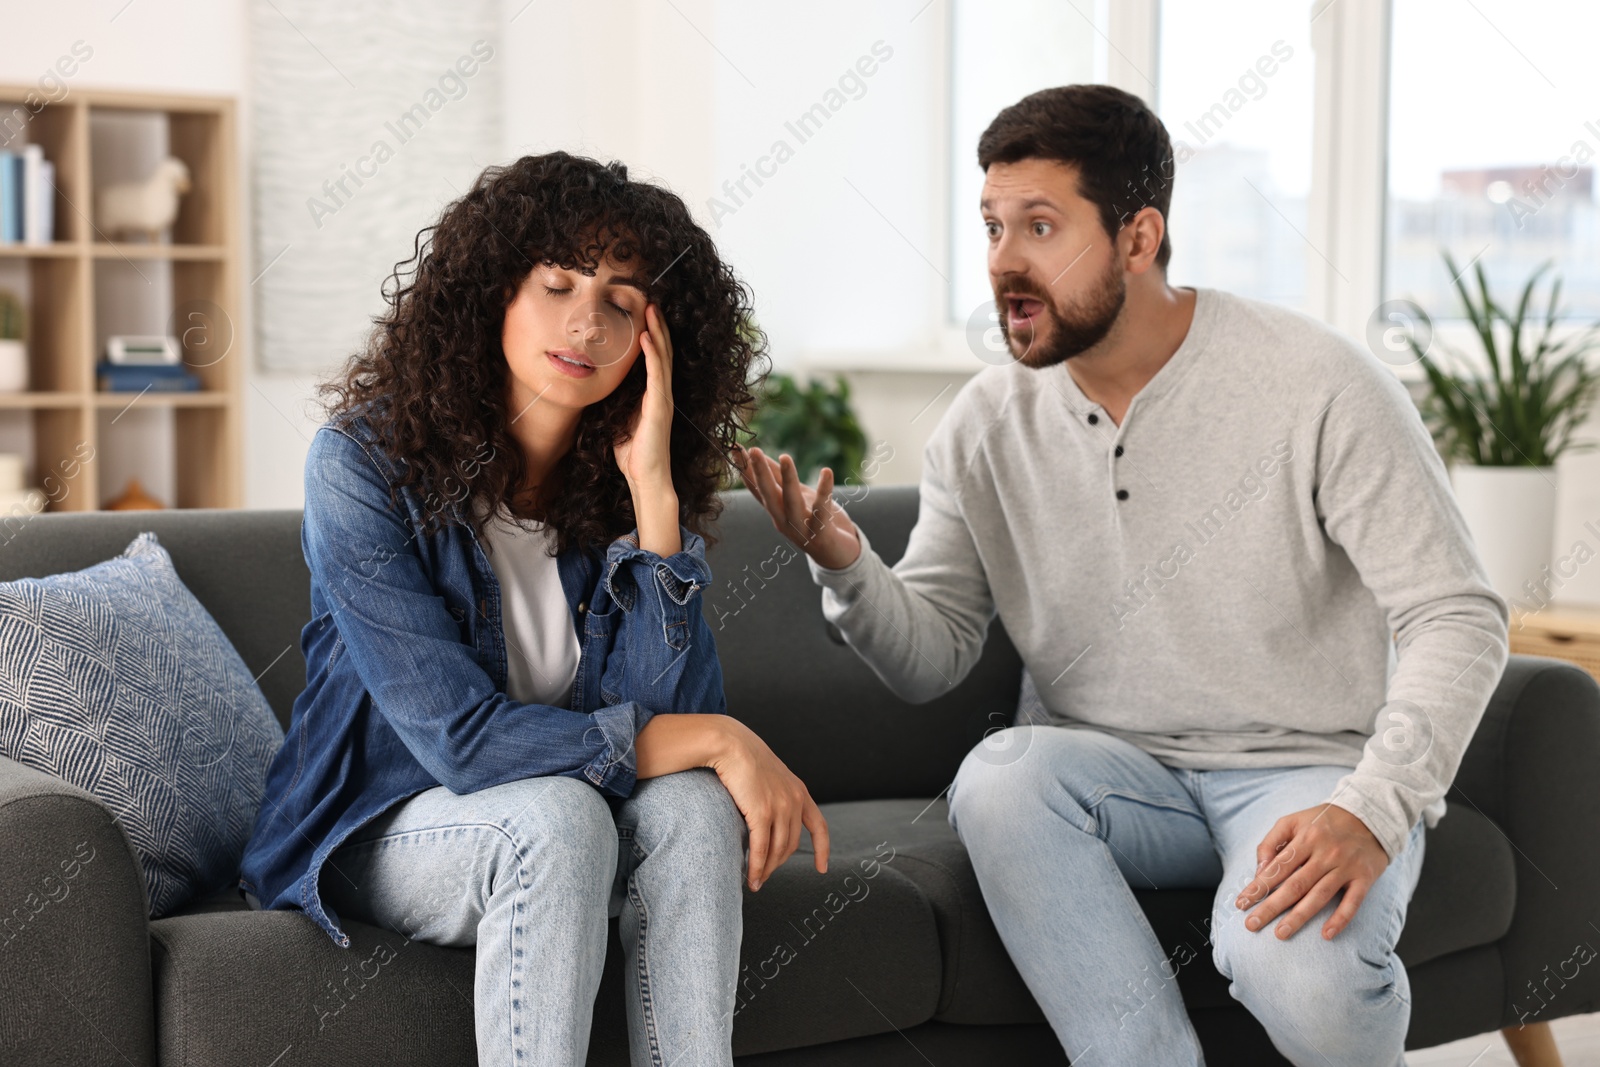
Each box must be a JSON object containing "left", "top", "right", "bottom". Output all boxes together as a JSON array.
[
  {"left": 1406, "top": 251, "right": 1600, "bottom": 467},
  {"left": 1403, "top": 251, "right": 1600, "bottom": 607},
  {"left": 726, "top": 371, "right": 868, "bottom": 491},
  {"left": 0, "top": 290, "right": 28, "bottom": 393}
]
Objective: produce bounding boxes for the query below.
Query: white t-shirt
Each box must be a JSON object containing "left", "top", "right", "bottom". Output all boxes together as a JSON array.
[{"left": 477, "top": 500, "right": 581, "bottom": 709}]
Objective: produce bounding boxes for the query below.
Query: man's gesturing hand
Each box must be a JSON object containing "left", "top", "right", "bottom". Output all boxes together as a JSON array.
[
  {"left": 731, "top": 444, "right": 862, "bottom": 570},
  {"left": 1234, "top": 802, "right": 1390, "bottom": 941}
]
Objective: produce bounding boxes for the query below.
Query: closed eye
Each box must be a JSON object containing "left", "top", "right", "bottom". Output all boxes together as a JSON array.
[{"left": 542, "top": 285, "right": 632, "bottom": 316}]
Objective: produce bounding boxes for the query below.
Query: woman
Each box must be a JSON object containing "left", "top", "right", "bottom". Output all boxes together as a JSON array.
[{"left": 238, "top": 152, "right": 830, "bottom": 1067}]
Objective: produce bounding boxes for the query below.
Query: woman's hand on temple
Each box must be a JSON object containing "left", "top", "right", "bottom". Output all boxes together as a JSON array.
[{"left": 613, "top": 303, "right": 681, "bottom": 556}]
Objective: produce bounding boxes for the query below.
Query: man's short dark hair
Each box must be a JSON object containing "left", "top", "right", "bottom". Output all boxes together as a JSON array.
[{"left": 977, "top": 84, "right": 1175, "bottom": 270}]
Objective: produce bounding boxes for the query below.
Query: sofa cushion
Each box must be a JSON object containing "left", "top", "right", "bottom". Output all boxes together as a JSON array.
[
  {"left": 801, "top": 796, "right": 1517, "bottom": 1021},
  {"left": 151, "top": 893, "right": 479, "bottom": 1067},
  {"left": 729, "top": 834, "right": 942, "bottom": 1056},
  {"left": 152, "top": 849, "right": 943, "bottom": 1066},
  {"left": 804, "top": 797, "right": 1042, "bottom": 1025},
  {"left": 0, "top": 509, "right": 310, "bottom": 732},
  {"left": 0, "top": 531, "right": 284, "bottom": 917}
]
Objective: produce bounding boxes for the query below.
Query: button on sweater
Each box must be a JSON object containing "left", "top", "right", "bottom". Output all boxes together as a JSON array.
[{"left": 807, "top": 287, "right": 1510, "bottom": 861}]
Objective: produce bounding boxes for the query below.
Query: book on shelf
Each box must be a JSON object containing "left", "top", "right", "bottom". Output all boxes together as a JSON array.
[
  {"left": 0, "top": 144, "right": 58, "bottom": 245},
  {"left": 0, "top": 150, "right": 18, "bottom": 243},
  {"left": 36, "top": 160, "right": 54, "bottom": 244},
  {"left": 96, "top": 361, "right": 202, "bottom": 392}
]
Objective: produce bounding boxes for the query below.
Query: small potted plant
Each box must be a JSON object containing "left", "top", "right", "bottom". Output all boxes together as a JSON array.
[
  {"left": 1404, "top": 252, "right": 1600, "bottom": 604},
  {"left": 0, "top": 290, "right": 27, "bottom": 392}
]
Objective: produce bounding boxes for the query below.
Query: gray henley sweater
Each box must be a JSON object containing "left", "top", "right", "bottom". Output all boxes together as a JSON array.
[{"left": 808, "top": 287, "right": 1510, "bottom": 861}]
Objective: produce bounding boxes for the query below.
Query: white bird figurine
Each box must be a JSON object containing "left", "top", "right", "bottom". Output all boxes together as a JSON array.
[{"left": 97, "top": 157, "right": 192, "bottom": 243}]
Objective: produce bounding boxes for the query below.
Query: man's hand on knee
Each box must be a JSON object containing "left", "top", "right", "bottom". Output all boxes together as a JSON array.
[{"left": 1232, "top": 803, "right": 1389, "bottom": 942}]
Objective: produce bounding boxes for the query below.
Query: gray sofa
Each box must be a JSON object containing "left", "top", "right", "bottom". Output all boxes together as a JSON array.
[{"left": 3, "top": 486, "right": 1599, "bottom": 1066}]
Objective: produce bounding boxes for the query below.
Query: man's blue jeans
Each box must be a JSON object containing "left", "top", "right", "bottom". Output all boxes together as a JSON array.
[
  {"left": 948, "top": 724, "right": 1426, "bottom": 1067},
  {"left": 314, "top": 767, "right": 746, "bottom": 1067}
]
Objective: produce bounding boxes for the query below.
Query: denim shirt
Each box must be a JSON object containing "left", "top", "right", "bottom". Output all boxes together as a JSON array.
[{"left": 237, "top": 406, "right": 726, "bottom": 948}]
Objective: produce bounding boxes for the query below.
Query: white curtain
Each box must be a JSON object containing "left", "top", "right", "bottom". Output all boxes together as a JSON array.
[{"left": 251, "top": 0, "right": 503, "bottom": 372}]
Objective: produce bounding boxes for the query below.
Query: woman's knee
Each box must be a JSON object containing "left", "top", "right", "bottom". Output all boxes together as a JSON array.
[
  {"left": 488, "top": 775, "right": 618, "bottom": 891},
  {"left": 622, "top": 767, "right": 744, "bottom": 860}
]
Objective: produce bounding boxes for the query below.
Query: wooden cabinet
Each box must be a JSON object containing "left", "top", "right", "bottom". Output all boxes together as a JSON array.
[
  {"left": 0, "top": 86, "right": 241, "bottom": 510},
  {"left": 1511, "top": 607, "right": 1600, "bottom": 684}
]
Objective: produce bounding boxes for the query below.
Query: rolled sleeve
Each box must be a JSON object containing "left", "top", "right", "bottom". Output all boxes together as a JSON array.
[
  {"left": 603, "top": 526, "right": 713, "bottom": 649},
  {"left": 596, "top": 525, "right": 725, "bottom": 716},
  {"left": 581, "top": 700, "right": 657, "bottom": 796}
]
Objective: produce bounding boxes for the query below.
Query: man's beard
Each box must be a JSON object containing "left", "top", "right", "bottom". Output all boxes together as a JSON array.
[{"left": 996, "top": 261, "right": 1126, "bottom": 369}]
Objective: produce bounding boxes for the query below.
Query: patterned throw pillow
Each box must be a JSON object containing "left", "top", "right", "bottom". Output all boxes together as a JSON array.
[{"left": 0, "top": 532, "right": 285, "bottom": 917}]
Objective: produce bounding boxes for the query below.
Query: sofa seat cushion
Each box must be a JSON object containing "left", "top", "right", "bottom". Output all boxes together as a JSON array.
[
  {"left": 802, "top": 797, "right": 1516, "bottom": 1021},
  {"left": 803, "top": 797, "right": 1043, "bottom": 1025},
  {"left": 151, "top": 894, "right": 479, "bottom": 1067},
  {"left": 153, "top": 847, "right": 944, "bottom": 1067},
  {"left": 726, "top": 845, "right": 943, "bottom": 1057}
]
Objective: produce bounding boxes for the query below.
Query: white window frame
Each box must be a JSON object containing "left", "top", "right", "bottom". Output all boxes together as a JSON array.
[{"left": 1304, "top": 0, "right": 1391, "bottom": 347}]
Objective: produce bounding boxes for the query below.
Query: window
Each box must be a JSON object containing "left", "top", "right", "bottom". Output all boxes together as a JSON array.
[
  {"left": 937, "top": 0, "right": 1597, "bottom": 360},
  {"left": 1384, "top": 0, "right": 1600, "bottom": 319},
  {"left": 1156, "top": 1, "right": 1316, "bottom": 311}
]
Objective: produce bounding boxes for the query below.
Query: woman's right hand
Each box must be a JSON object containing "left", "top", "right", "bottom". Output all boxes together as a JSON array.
[
  {"left": 634, "top": 713, "right": 829, "bottom": 890},
  {"left": 707, "top": 717, "right": 830, "bottom": 890}
]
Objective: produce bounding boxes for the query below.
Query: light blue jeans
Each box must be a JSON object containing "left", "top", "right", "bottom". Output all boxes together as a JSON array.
[
  {"left": 948, "top": 724, "right": 1426, "bottom": 1067},
  {"left": 316, "top": 767, "right": 746, "bottom": 1067}
]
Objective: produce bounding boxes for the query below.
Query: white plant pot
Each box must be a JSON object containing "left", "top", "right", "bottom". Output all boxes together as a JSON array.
[
  {"left": 1449, "top": 464, "right": 1557, "bottom": 607},
  {"left": 0, "top": 340, "right": 26, "bottom": 392}
]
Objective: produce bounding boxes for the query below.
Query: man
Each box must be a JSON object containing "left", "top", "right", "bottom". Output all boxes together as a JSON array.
[{"left": 732, "top": 84, "right": 1508, "bottom": 1066}]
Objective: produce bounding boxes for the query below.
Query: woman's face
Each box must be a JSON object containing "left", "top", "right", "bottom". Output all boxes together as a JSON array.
[{"left": 501, "top": 254, "right": 650, "bottom": 412}]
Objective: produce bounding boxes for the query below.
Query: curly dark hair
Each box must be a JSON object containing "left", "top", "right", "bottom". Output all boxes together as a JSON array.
[{"left": 317, "top": 151, "right": 768, "bottom": 556}]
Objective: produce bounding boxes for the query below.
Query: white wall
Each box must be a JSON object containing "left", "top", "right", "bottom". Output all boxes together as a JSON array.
[
  {"left": 704, "top": 2, "right": 965, "bottom": 485},
  {"left": 0, "top": 3, "right": 245, "bottom": 92},
  {"left": 1547, "top": 430, "right": 1600, "bottom": 609}
]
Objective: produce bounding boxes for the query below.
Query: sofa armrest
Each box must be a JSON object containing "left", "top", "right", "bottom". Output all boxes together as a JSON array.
[
  {"left": 0, "top": 755, "right": 155, "bottom": 1066},
  {"left": 1448, "top": 654, "right": 1600, "bottom": 1027}
]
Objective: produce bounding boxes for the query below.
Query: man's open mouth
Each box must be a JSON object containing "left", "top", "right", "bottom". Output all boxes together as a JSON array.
[{"left": 1006, "top": 295, "right": 1046, "bottom": 325}]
